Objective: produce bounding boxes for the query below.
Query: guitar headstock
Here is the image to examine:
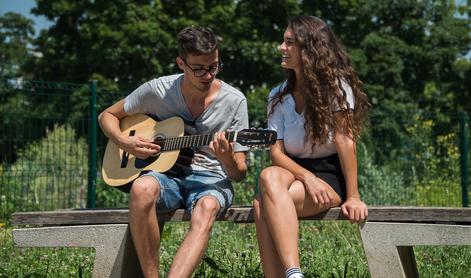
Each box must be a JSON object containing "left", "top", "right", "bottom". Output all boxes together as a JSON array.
[{"left": 236, "top": 129, "right": 277, "bottom": 148}]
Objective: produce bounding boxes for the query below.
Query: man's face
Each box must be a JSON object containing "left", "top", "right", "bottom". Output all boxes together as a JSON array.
[{"left": 178, "top": 50, "right": 220, "bottom": 93}]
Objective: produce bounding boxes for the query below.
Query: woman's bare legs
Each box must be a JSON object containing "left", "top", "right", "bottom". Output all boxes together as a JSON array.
[{"left": 254, "top": 166, "right": 341, "bottom": 277}]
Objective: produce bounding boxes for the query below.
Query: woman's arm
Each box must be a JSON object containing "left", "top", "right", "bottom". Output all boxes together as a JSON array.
[
  {"left": 270, "top": 140, "right": 336, "bottom": 207},
  {"left": 334, "top": 113, "right": 368, "bottom": 223}
]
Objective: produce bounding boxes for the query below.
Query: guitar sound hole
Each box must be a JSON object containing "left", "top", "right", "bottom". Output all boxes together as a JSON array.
[{"left": 135, "top": 155, "right": 159, "bottom": 169}]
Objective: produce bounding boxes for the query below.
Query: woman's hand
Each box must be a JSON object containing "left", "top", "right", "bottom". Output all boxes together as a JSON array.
[
  {"left": 302, "top": 172, "right": 335, "bottom": 208},
  {"left": 341, "top": 197, "right": 368, "bottom": 224}
]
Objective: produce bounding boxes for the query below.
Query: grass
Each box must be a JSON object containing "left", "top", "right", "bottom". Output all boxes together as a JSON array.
[{"left": 1, "top": 221, "right": 471, "bottom": 277}]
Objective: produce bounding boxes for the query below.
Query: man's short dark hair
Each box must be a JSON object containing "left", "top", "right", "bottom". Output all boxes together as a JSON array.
[{"left": 177, "top": 26, "right": 218, "bottom": 58}]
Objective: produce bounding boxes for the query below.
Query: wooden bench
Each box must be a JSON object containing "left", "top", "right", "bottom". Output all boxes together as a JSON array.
[{"left": 11, "top": 206, "right": 471, "bottom": 278}]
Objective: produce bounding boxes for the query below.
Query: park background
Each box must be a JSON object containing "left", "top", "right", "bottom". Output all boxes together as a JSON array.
[{"left": 0, "top": 0, "right": 470, "bottom": 277}]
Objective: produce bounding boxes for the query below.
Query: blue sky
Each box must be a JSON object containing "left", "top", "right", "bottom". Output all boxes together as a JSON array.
[{"left": 0, "top": 0, "right": 52, "bottom": 36}]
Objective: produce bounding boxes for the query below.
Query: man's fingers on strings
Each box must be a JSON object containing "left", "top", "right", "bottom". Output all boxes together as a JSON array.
[{"left": 217, "top": 131, "right": 227, "bottom": 141}]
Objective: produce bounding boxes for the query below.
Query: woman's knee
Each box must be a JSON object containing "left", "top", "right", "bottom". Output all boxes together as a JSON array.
[{"left": 258, "top": 166, "right": 292, "bottom": 196}]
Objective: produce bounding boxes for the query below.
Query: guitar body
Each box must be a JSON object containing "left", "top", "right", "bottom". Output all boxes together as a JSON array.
[{"left": 102, "top": 114, "right": 184, "bottom": 187}]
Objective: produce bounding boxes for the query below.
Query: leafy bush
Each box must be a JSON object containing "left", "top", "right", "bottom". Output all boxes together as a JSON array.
[
  {"left": 358, "top": 143, "right": 414, "bottom": 206},
  {"left": 95, "top": 179, "right": 129, "bottom": 208},
  {"left": 405, "top": 118, "right": 462, "bottom": 206},
  {"left": 246, "top": 86, "right": 270, "bottom": 128},
  {"left": 233, "top": 149, "right": 271, "bottom": 205},
  {"left": 0, "top": 124, "right": 88, "bottom": 219}
]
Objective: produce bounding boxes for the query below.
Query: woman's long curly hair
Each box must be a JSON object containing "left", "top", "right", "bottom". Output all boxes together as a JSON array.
[{"left": 270, "top": 15, "right": 369, "bottom": 150}]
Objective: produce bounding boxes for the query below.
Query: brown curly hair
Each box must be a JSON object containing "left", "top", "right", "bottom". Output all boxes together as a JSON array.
[{"left": 270, "top": 15, "right": 369, "bottom": 150}]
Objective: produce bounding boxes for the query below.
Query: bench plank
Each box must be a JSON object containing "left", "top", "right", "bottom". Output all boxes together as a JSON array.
[{"left": 11, "top": 206, "right": 471, "bottom": 226}]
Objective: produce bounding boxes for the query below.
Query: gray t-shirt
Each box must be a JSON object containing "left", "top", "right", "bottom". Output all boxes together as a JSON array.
[{"left": 124, "top": 74, "right": 249, "bottom": 178}]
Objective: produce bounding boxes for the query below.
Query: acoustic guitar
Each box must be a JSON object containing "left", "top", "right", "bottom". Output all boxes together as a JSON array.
[{"left": 102, "top": 114, "right": 277, "bottom": 186}]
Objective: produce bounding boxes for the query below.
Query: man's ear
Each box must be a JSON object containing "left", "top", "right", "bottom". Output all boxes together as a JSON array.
[{"left": 176, "top": 57, "right": 185, "bottom": 71}]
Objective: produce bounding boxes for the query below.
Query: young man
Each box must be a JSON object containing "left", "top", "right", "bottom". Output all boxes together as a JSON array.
[{"left": 98, "top": 26, "right": 248, "bottom": 278}]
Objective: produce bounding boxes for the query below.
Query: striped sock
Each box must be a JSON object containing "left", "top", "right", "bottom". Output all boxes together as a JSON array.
[{"left": 285, "top": 267, "right": 304, "bottom": 278}]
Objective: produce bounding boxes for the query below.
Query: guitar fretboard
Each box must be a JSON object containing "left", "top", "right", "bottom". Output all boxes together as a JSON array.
[{"left": 156, "top": 131, "right": 237, "bottom": 151}]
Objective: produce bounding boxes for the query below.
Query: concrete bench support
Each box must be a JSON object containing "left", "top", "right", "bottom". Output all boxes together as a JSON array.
[
  {"left": 11, "top": 207, "right": 471, "bottom": 277},
  {"left": 359, "top": 222, "right": 471, "bottom": 278},
  {"left": 13, "top": 224, "right": 143, "bottom": 278}
]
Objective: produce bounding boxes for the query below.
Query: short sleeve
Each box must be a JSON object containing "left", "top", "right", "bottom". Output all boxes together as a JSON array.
[
  {"left": 267, "top": 85, "right": 285, "bottom": 140},
  {"left": 333, "top": 80, "right": 355, "bottom": 112},
  {"left": 124, "top": 81, "right": 158, "bottom": 114}
]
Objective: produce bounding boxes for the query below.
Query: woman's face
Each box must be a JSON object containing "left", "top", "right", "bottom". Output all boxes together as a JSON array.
[{"left": 279, "top": 28, "right": 301, "bottom": 72}]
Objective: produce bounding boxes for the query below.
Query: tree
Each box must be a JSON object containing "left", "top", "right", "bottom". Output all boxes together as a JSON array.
[
  {"left": 17, "top": 0, "right": 471, "bottom": 161},
  {"left": 0, "top": 12, "right": 34, "bottom": 78}
]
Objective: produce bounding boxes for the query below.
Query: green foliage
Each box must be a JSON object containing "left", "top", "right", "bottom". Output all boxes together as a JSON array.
[
  {"left": 7, "top": 0, "right": 467, "bottom": 166},
  {"left": 404, "top": 117, "right": 462, "bottom": 206},
  {"left": 358, "top": 143, "right": 414, "bottom": 206},
  {"left": 0, "top": 12, "right": 34, "bottom": 78},
  {"left": 233, "top": 150, "right": 271, "bottom": 205},
  {"left": 0, "top": 124, "right": 88, "bottom": 218},
  {"left": 358, "top": 110, "right": 464, "bottom": 207},
  {"left": 246, "top": 86, "right": 270, "bottom": 128},
  {"left": 95, "top": 180, "right": 129, "bottom": 208},
  {"left": 415, "top": 245, "right": 471, "bottom": 278}
]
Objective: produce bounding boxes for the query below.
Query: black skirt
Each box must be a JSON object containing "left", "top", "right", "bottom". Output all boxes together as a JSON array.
[{"left": 289, "top": 153, "right": 347, "bottom": 202}]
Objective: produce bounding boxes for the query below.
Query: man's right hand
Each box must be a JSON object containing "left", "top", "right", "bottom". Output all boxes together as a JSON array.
[{"left": 120, "top": 136, "right": 161, "bottom": 159}]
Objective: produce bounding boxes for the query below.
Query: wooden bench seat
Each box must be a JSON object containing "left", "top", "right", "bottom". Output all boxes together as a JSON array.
[{"left": 11, "top": 206, "right": 471, "bottom": 278}]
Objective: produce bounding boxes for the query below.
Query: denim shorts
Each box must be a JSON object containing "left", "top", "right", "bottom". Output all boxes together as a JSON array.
[{"left": 140, "top": 170, "right": 234, "bottom": 216}]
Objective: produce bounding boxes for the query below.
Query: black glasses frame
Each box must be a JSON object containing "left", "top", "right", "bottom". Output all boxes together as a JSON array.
[{"left": 181, "top": 58, "right": 223, "bottom": 77}]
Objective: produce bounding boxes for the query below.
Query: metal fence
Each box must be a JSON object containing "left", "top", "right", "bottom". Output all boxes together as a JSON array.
[{"left": 0, "top": 79, "right": 470, "bottom": 223}]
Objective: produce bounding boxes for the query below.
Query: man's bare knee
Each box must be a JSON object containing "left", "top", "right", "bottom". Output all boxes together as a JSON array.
[
  {"left": 130, "top": 176, "right": 161, "bottom": 210},
  {"left": 197, "top": 196, "right": 220, "bottom": 216},
  {"left": 191, "top": 197, "right": 220, "bottom": 232}
]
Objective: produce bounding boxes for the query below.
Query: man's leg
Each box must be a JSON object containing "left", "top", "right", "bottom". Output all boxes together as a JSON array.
[
  {"left": 129, "top": 176, "right": 161, "bottom": 278},
  {"left": 167, "top": 196, "right": 220, "bottom": 278}
]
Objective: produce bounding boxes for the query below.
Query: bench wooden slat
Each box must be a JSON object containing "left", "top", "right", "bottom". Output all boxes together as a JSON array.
[{"left": 11, "top": 206, "right": 471, "bottom": 226}]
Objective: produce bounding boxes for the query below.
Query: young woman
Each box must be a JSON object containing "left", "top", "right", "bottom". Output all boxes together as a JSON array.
[{"left": 253, "top": 15, "right": 369, "bottom": 278}]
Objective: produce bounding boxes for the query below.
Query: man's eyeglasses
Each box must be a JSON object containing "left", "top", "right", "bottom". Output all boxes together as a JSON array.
[{"left": 181, "top": 58, "right": 222, "bottom": 77}]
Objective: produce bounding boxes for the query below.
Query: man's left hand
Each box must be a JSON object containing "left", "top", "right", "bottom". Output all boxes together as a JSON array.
[{"left": 209, "top": 131, "right": 235, "bottom": 162}]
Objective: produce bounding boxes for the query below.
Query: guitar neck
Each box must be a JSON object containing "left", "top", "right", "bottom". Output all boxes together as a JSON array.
[{"left": 156, "top": 131, "right": 238, "bottom": 151}]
